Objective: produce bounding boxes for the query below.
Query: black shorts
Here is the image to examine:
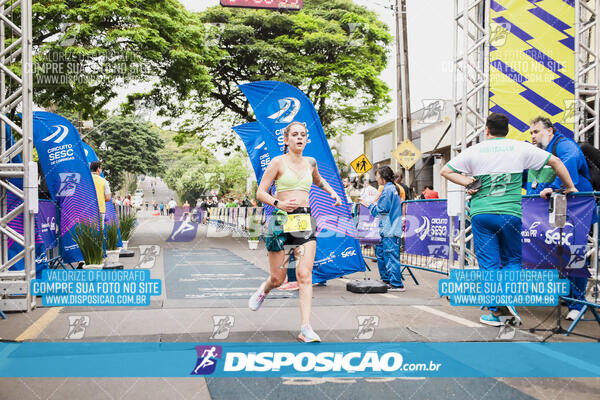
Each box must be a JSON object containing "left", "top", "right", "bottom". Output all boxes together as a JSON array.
[{"left": 266, "top": 207, "right": 317, "bottom": 251}]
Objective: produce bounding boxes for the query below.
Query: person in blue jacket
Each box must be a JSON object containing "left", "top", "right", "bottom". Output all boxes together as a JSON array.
[
  {"left": 528, "top": 116, "right": 593, "bottom": 321},
  {"left": 360, "top": 166, "right": 405, "bottom": 291}
]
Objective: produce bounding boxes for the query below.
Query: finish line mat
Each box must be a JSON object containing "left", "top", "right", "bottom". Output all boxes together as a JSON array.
[
  {"left": 205, "top": 377, "right": 536, "bottom": 400},
  {"left": 164, "top": 248, "right": 297, "bottom": 300}
]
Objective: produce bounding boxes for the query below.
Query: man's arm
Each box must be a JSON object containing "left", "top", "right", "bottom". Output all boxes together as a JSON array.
[
  {"left": 104, "top": 180, "right": 111, "bottom": 202},
  {"left": 542, "top": 155, "right": 577, "bottom": 198},
  {"left": 440, "top": 165, "right": 476, "bottom": 188}
]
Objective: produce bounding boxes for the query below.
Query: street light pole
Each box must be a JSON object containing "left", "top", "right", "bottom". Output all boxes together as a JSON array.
[{"left": 395, "top": 0, "right": 412, "bottom": 185}]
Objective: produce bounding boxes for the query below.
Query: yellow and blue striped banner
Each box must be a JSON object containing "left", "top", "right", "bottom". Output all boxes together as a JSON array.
[{"left": 489, "top": 0, "right": 575, "bottom": 141}]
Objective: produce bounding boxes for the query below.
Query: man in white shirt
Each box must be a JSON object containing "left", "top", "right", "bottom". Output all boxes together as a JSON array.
[
  {"left": 360, "top": 176, "right": 379, "bottom": 204},
  {"left": 168, "top": 198, "right": 177, "bottom": 220},
  {"left": 441, "top": 112, "right": 576, "bottom": 326}
]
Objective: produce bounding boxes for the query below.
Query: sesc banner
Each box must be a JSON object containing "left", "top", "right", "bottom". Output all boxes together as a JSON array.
[
  {"left": 239, "top": 81, "right": 365, "bottom": 280},
  {"left": 404, "top": 200, "right": 458, "bottom": 259},
  {"left": 232, "top": 122, "right": 272, "bottom": 183},
  {"left": 232, "top": 122, "right": 275, "bottom": 217},
  {"left": 32, "top": 111, "right": 100, "bottom": 263},
  {"left": 521, "top": 196, "right": 595, "bottom": 277}
]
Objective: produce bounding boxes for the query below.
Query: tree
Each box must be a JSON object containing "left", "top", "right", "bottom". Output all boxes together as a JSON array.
[
  {"left": 87, "top": 116, "right": 165, "bottom": 191},
  {"left": 168, "top": 0, "right": 392, "bottom": 145},
  {"left": 31, "top": 0, "right": 214, "bottom": 120}
]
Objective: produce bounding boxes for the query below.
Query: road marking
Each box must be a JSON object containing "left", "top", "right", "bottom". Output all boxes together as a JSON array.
[
  {"left": 16, "top": 307, "right": 63, "bottom": 341},
  {"left": 412, "top": 305, "right": 483, "bottom": 328}
]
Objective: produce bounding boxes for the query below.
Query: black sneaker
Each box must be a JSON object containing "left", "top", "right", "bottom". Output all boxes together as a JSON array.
[{"left": 387, "top": 284, "right": 405, "bottom": 292}]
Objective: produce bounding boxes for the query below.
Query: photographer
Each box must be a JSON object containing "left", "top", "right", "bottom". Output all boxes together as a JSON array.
[
  {"left": 527, "top": 116, "right": 593, "bottom": 321},
  {"left": 441, "top": 113, "right": 577, "bottom": 326}
]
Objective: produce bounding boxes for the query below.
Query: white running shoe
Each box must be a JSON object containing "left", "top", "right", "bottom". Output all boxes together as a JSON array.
[
  {"left": 248, "top": 282, "right": 268, "bottom": 311},
  {"left": 297, "top": 324, "right": 321, "bottom": 343}
]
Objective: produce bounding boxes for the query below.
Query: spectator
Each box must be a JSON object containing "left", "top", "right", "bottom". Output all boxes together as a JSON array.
[
  {"left": 90, "top": 161, "right": 111, "bottom": 225},
  {"left": 360, "top": 166, "right": 405, "bottom": 291},
  {"left": 359, "top": 175, "right": 379, "bottom": 204},
  {"left": 343, "top": 177, "right": 353, "bottom": 202},
  {"left": 394, "top": 171, "right": 410, "bottom": 200},
  {"left": 159, "top": 202, "right": 164, "bottom": 216},
  {"left": 441, "top": 112, "right": 576, "bottom": 326},
  {"left": 168, "top": 198, "right": 177, "bottom": 220},
  {"left": 527, "top": 116, "right": 593, "bottom": 321},
  {"left": 421, "top": 185, "right": 439, "bottom": 199}
]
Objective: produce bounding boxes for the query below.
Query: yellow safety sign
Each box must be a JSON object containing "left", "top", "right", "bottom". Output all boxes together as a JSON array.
[
  {"left": 392, "top": 140, "right": 422, "bottom": 170},
  {"left": 350, "top": 154, "right": 373, "bottom": 175}
]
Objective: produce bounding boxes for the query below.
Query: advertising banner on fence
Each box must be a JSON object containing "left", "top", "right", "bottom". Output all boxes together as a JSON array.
[
  {"left": 239, "top": 81, "right": 365, "bottom": 280},
  {"left": 521, "top": 196, "right": 595, "bottom": 276},
  {"left": 356, "top": 204, "right": 380, "bottom": 245},
  {"left": 34, "top": 200, "right": 58, "bottom": 278},
  {"left": 33, "top": 111, "right": 100, "bottom": 263},
  {"left": 404, "top": 201, "right": 457, "bottom": 259}
]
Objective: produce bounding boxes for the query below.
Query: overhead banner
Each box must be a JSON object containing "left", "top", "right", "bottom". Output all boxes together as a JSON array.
[
  {"left": 33, "top": 111, "right": 100, "bottom": 263},
  {"left": 490, "top": 0, "right": 575, "bottom": 141},
  {"left": 404, "top": 201, "right": 458, "bottom": 259},
  {"left": 521, "top": 196, "right": 595, "bottom": 276},
  {"left": 239, "top": 81, "right": 365, "bottom": 279},
  {"left": 81, "top": 141, "right": 123, "bottom": 247}
]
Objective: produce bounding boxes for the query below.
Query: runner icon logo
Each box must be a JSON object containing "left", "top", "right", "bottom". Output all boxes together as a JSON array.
[
  {"left": 191, "top": 345, "right": 222, "bottom": 375},
  {"left": 57, "top": 173, "right": 80, "bottom": 197},
  {"left": 210, "top": 316, "right": 234, "bottom": 340},
  {"left": 65, "top": 315, "right": 89, "bottom": 339},
  {"left": 354, "top": 315, "right": 379, "bottom": 340}
]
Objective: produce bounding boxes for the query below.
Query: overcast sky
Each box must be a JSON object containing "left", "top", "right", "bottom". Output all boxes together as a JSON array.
[{"left": 178, "top": 0, "right": 454, "bottom": 122}]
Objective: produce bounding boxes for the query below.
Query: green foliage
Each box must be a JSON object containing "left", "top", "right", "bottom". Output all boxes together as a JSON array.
[
  {"left": 87, "top": 117, "right": 165, "bottom": 191},
  {"left": 32, "top": 0, "right": 213, "bottom": 120},
  {"left": 118, "top": 213, "right": 137, "bottom": 242},
  {"left": 160, "top": 128, "right": 248, "bottom": 205},
  {"left": 128, "top": 180, "right": 137, "bottom": 196},
  {"left": 174, "top": 0, "right": 392, "bottom": 144},
  {"left": 247, "top": 213, "right": 262, "bottom": 240},
  {"left": 71, "top": 220, "right": 104, "bottom": 265},
  {"left": 105, "top": 222, "right": 120, "bottom": 251}
]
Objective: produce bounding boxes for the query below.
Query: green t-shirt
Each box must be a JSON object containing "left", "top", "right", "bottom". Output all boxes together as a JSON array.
[{"left": 446, "top": 138, "right": 551, "bottom": 218}]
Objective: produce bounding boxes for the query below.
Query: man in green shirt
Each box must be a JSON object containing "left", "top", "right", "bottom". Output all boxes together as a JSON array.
[{"left": 441, "top": 113, "right": 576, "bottom": 326}]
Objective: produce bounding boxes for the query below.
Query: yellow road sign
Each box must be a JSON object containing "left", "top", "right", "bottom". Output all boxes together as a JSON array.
[
  {"left": 350, "top": 154, "right": 373, "bottom": 175},
  {"left": 392, "top": 140, "right": 422, "bottom": 170}
]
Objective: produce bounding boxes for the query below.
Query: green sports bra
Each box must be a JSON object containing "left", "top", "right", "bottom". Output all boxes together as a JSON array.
[{"left": 276, "top": 158, "right": 313, "bottom": 193}]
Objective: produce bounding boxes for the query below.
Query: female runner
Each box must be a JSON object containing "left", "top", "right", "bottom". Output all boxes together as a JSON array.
[{"left": 248, "top": 121, "right": 342, "bottom": 342}]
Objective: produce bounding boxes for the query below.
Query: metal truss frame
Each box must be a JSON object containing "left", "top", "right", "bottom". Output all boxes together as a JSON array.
[
  {"left": 450, "top": 0, "right": 600, "bottom": 271},
  {"left": 0, "top": 0, "right": 35, "bottom": 313},
  {"left": 449, "top": 0, "right": 490, "bottom": 268},
  {"left": 575, "top": 0, "right": 600, "bottom": 147}
]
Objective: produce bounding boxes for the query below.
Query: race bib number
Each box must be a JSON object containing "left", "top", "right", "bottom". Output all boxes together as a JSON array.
[{"left": 283, "top": 214, "right": 311, "bottom": 233}]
